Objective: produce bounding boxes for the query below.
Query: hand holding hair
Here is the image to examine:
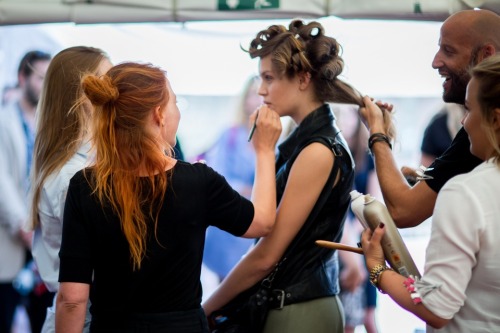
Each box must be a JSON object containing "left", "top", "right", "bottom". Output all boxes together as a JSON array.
[{"left": 359, "top": 96, "right": 396, "bottom": 141}]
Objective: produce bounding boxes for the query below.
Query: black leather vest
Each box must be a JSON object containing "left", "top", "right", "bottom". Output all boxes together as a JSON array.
[{"left": 270, "top": 104, "right": 355, "bottom": 308}]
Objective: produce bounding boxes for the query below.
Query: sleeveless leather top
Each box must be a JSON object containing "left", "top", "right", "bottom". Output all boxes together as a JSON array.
[{"left": 270, "top": 104, "right": 355, "bottom": 307}]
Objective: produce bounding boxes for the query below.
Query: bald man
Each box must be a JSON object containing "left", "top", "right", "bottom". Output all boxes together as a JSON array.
[{"left": 359, "top": 9, "right": 500, "bottom": 228}]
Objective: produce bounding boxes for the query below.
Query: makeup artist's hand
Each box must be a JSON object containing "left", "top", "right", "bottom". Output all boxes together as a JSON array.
[
  {"left": 361, "top": 223, "right": 387, "bottom": 271},
  {"left": 249, "top": 105, "right": 282, "bottom": 152}
]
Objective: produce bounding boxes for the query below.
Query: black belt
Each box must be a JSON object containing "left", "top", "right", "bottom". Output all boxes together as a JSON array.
[{"left": 268, "top": 289, "right": 289, "bottom": 309}]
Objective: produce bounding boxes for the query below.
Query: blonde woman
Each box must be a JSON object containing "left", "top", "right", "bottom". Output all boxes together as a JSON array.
[{"left": 30, "top": 46, "right": 112, "bottom": 332}]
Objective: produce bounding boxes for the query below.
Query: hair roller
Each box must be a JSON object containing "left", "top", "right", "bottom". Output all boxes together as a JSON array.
[{"left": 288, "top": 19, "right": 304, "bottom": 34}]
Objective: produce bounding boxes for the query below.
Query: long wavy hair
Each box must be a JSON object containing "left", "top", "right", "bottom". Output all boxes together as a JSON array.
[
  {"left": 247, "top": 19, "right": 395, "bottom": 139},
  {"left": 81, "top": 62, "right": 171, "bottom": 270},
  {"left": 470, "top": 54, "right": 500, "bottom": 165},
  {"left": 30, "top": 46, "right": 109, "bottom": 229}
]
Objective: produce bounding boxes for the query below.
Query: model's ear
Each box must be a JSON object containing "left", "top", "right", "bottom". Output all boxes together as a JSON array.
[{"left": 298, "top": 72, "right": 312, "bottom": 90}]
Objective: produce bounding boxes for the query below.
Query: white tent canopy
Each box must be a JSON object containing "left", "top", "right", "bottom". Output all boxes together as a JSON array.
[{"left": 0, "top": 0, "right": 499, "bottom": 25}]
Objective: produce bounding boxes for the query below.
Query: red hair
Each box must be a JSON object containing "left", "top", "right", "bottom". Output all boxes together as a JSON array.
[{"left": 82, "top": 62, "right": 170, "bottom": 269}]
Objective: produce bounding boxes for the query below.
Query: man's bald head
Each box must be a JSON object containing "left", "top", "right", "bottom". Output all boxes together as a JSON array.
[
  {"left": 433, "top": 9, "right": 500, "bottom": 104},
  {"left": 446, "top": 9, "right": 500, "bottom": 57}
]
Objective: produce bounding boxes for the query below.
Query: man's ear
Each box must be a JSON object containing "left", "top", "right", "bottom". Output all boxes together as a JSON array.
[
  {"left": 478, "top": 44, "right": 496, "bottom": 62},
  {"left": 493, "top": 107, "right": 500, "bottom": 131}
]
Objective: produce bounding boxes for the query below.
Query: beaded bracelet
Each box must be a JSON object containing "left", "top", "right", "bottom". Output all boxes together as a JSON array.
[
  {"left": 403, "top": 275, "right": 422, "bottom": 304},
  {"left": 368, "top": 132, "right": 392, "bottom": 153}
]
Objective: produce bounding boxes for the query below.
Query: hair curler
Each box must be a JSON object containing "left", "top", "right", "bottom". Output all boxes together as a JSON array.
[{"left": 350, "top": 190, "right": 421, "bottom": 278}]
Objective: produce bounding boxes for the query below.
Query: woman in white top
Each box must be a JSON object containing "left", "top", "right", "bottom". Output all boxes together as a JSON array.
[
  {"left": 360, "top": 54, "right": 500, "bottom": 332},
  {"left": 30, "top": 46, "right": 112, "bottom": 333}
]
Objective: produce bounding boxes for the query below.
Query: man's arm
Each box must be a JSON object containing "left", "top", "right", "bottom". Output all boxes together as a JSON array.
[
  {"left": 360, "top": 97, "right": 437, "bottom": 228},
  {"left": 369, "top": 136, "right": 437, "bottom": 227}
]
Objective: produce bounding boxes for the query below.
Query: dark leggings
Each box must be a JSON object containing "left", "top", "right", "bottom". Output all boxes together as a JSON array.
[{"left": 90, "top": 307, "right": 209, "bottom": 333}]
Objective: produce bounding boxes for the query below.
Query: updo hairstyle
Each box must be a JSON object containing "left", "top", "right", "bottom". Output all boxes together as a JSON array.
[
  {"left": 247, "top": 19, "right": 363, "bottom": 107},
  {"left": 81, "top": 62, "right": 170, "bottom": 170},
  {"left": 248, "top": 19, "right": 397, "bottom": 140}
]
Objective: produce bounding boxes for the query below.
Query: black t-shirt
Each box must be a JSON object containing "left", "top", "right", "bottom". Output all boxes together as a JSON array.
[
  {"left": 59, "top": 161, "right": 254, "bottom": 317},
  {"left": 421, "top": 111, "right": 453, "bottom": 157},
  {"left": 425, "top": 127, "right": 482, "bottom": 192}
]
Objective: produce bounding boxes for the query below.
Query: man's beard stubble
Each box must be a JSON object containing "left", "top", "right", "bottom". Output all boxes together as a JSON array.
[
  {"left": 442, "top": 70, "right": 469, "bottom": 105},
  {"left": 25, "top": 82, "right": 40, "bottom": 108},
  {"left": 443, "top": 49, "right": 480, "bottom": 105}
]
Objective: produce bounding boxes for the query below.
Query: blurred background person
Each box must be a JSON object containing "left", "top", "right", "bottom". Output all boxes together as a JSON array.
[
  {"left": 420, "top": 103, "right": 465, "bottom": 167},
  {"left": 30, "top": 46, "right": 112, "bottom": 333},
  {"left": 334, "top": 104, "right": 380, "bottom": 333},
  {"left": 201, "top": 76, "right": 261, "bottom": 284},
  {"left": 2, "top": 85, "right": 21, "bottom": 107},
  {"left": 0, "top": 50, "right": 52, "bottom": 333}
]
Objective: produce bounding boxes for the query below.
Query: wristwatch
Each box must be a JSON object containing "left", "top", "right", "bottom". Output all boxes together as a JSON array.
[{"left": 369, "top": 264, "right": 393, "bottom": 293}]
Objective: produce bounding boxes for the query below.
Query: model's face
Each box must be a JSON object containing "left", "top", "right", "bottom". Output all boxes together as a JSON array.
[
  {"left": 162, "top": 78, "right": 180, "bottom": 148},
  {"left": 432, "top": 20, "right": 476, "bottom": 105},
  {"left": 258, "top": 56, "right": 299, "bottom": 117},
  {"left": 463, "top": 77, "right": 490, "bottom": 160},
  {"left": 24, "top": 59, "right": 50, "bottom": 107}
]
